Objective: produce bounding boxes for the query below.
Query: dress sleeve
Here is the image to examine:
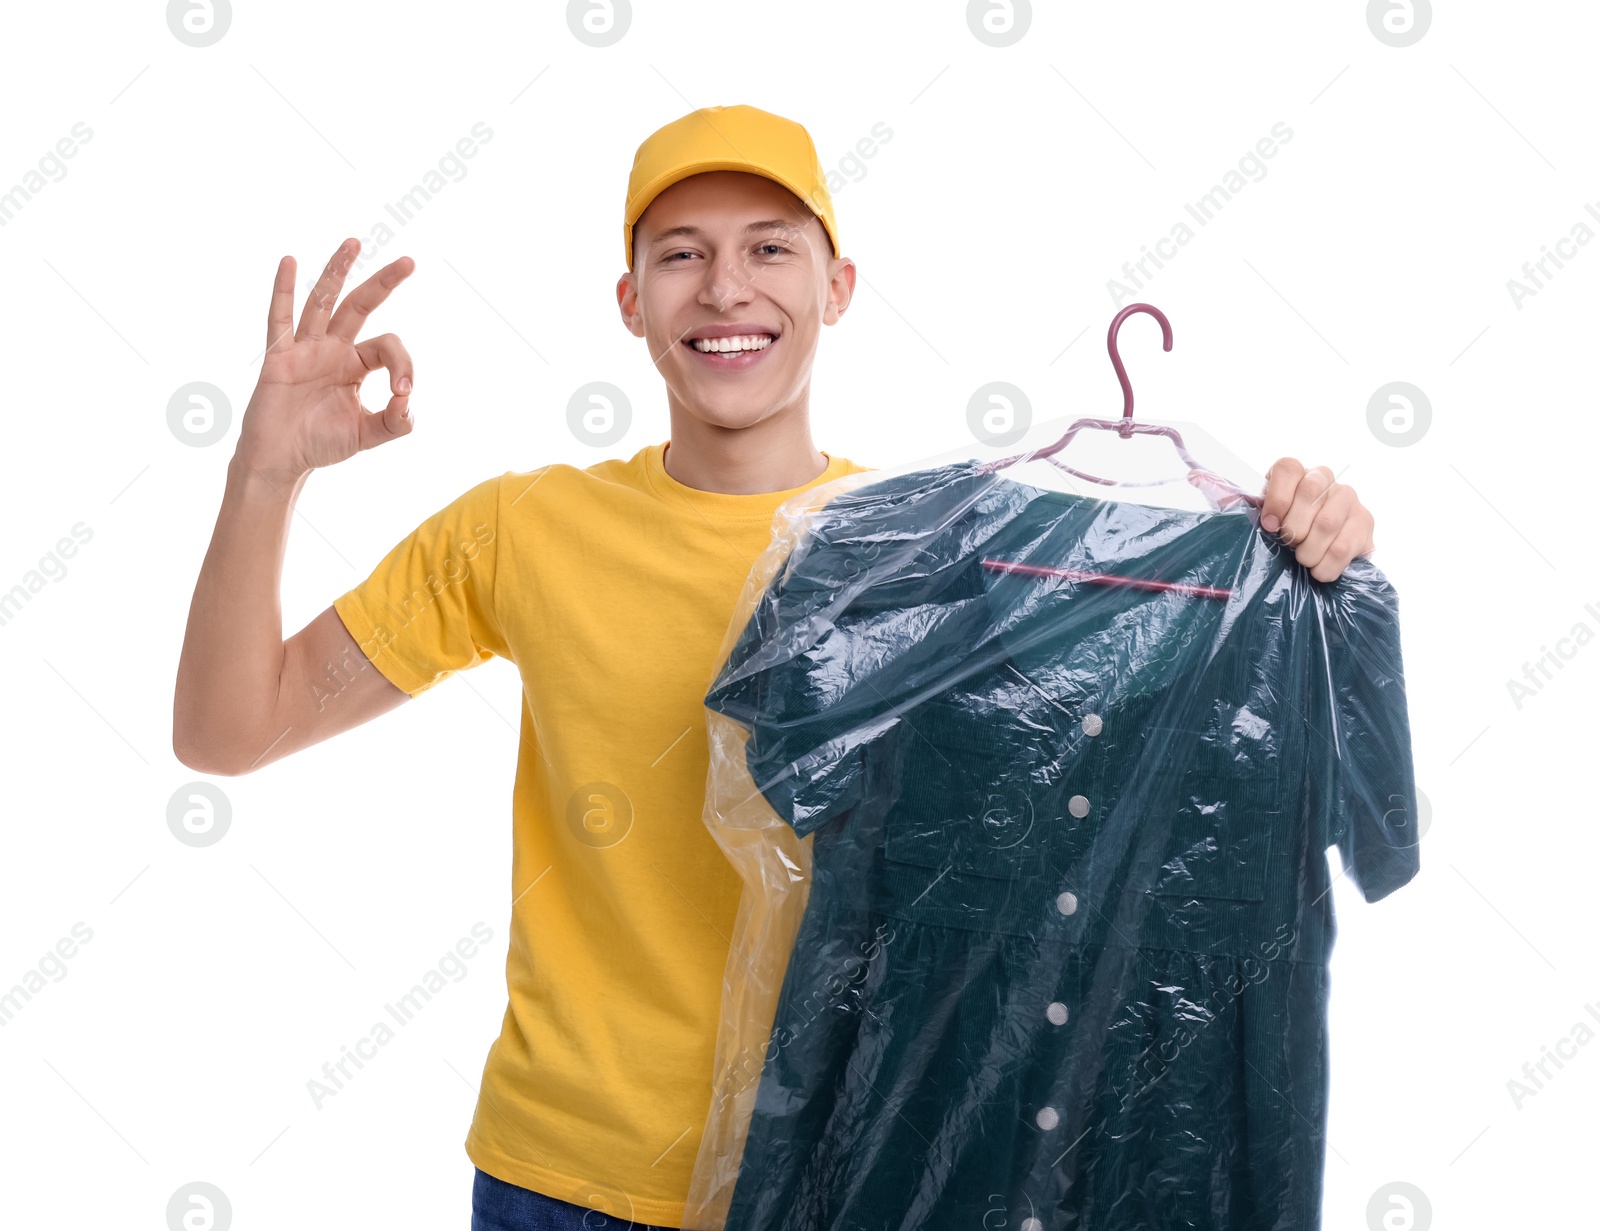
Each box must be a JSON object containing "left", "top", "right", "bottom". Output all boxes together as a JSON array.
[
  {"left": 704, "top": 468, "right": 994, "bottom": 839},
  {"left": 1303, "top": 554, "right": 1421, "bottom": 902},
  {"left": 332, "top": 473, "right": 509, "bottom": 697}
]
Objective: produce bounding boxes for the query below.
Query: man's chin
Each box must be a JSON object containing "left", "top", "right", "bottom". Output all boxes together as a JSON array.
[
  {"left": 672, "top": 380, "right": 786, "bottom": 424},
  {"left": 677, "top": 399, "right": 787, "bottom": 433}
]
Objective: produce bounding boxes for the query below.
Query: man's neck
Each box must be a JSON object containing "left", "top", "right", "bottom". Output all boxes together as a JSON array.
[{"left": 661, "top": 414, "right": 827, "bottom": 495}]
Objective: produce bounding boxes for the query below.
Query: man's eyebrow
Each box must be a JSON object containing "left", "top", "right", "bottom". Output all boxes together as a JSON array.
[{"left": 646, "top": 219, "right": 800, "bottom": 248}]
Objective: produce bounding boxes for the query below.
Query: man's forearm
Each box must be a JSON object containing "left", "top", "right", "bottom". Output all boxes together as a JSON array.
[{"left": 172, "top": 452, "right": 309, "bottom": 772}]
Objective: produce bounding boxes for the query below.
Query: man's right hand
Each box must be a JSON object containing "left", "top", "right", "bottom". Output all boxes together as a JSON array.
[
  {"left": 235, "top": 237, "right": 417, "bottom": 486},
  {"left": 173, "top": 239, "right": 419, "bottom": 775}
]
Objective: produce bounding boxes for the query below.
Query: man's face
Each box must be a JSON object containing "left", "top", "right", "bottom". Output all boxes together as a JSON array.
[{"left": 618, "top": 170, "right": 854, "bottom": 431}]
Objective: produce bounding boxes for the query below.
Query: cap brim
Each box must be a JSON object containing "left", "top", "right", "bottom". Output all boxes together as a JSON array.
[{"left": 626, "top": 160, "right": 840, "bottom": 265}]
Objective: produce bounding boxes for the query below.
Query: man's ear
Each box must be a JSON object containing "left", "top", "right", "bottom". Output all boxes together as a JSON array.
[
  {"left": 616, "top": 272, "right": 646, "bottom": 339},
  {"left": 822, "top": 258, "right": 856, "bottom": 326}
]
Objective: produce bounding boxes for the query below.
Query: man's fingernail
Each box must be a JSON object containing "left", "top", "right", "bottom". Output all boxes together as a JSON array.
[
  {"left": 397, "top": 376, "right": 412, "bottom": 393},
  {"left": 1261, "top": 513, "right": 1280, "bottom": 532}
]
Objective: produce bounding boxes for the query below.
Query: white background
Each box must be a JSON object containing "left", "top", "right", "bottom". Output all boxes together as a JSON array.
[{"left": 0, "top": 2, "right": 1593, "bottom": 1228}]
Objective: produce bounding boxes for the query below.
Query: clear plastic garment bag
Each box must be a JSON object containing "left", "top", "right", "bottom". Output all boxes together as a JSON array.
[{"left": 685, "top": 305, "right": 1421, "bottom": 1231}]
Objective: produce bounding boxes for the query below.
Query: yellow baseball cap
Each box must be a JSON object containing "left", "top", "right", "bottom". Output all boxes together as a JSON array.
[{"left": 623, "top": 104, "right": 841, "bottom": 270}]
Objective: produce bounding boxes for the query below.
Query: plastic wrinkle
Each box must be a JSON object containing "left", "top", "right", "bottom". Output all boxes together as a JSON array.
[{"left": 686, "top": 457, "right": 1420, "bottom": 1231}]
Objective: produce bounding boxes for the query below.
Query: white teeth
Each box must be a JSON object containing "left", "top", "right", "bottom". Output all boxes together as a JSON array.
[{"left": 690, "top": 334, "right": 775, "bottom": 353}]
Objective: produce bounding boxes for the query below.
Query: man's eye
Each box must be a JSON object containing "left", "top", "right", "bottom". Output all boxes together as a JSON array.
[{"left": 663, "top": 245, "right": 786, "bottom": 261}]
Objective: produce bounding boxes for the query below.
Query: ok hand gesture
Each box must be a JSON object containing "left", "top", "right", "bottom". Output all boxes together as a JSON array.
[{"left": 236, "top": 238, "right": 417, "bottom": 485}]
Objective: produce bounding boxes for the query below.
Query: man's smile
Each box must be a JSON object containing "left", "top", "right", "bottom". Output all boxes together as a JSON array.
[{"left": 681, "top": 324, "right": 780, "bottom": 370}]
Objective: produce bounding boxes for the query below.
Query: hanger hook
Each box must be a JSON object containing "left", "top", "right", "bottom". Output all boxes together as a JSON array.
[{"left": 1107, "top": 303, "right": 1173, "bottom": 432}]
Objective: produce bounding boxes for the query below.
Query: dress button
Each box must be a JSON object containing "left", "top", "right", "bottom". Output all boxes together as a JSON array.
[
  {"left": 1055, "top": 891, "right": 1078, "bottom": 916},
  {"left": 1046, "top": 1001, "right": 1069, "bottom": 1025},
  {"left": 1035, "top": 1106, "right": 1059, "bottom": 1130},
  {"left": 1081, "top": 713, "right": 1103, "bottom": 736},
  {"left": 1022, "top": 1220, "right": 1044, "bottom": 1231},
  {"left": 1067, "top": 794, "right": 1090, "bottom": 818}
]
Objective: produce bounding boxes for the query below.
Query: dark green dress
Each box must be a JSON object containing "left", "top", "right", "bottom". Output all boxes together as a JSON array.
[{"left": 702, "top": 461, "right": 1419, "bottom": 1231}]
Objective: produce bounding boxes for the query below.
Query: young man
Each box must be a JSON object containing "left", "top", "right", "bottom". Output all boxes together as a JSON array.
[{"left": 173, "top": 104, "right": 1378, "bottom": 1231}]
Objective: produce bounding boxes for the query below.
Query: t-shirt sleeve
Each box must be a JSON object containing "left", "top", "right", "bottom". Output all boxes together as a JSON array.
[
  {"left": 1304, "top": 555, "right": 1421, "bottom": 902},
  {"left": 704, "top": 468, "right": 995, "bottom": 839},
  {"left": 332, "top": 473, "right": 509, "bottom": 697},
  {"left": 704, "top": 523, "right": 902, "bottom": 839}
]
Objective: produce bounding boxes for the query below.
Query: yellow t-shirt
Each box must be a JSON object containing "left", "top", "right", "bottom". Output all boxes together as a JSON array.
[{"left": 333, "top": 439, "right": 873, "bottom": 1226}]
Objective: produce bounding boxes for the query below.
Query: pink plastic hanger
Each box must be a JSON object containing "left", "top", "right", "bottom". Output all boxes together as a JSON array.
[
  {"left": 977, "top": 303, "right": 1263, "bottom": 509},
  {"left": 977, "top": 303, "right": 1257, "bottom": 599}
]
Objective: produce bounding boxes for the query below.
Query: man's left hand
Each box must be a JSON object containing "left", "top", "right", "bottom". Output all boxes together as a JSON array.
[{"left": 1260, "top": 458, "right": 1376, "bottom": 582}]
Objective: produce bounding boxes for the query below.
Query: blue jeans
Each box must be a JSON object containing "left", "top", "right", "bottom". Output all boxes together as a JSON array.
[{"left": 470, "top": 1168, "right": 678, "bottom": 1231}]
